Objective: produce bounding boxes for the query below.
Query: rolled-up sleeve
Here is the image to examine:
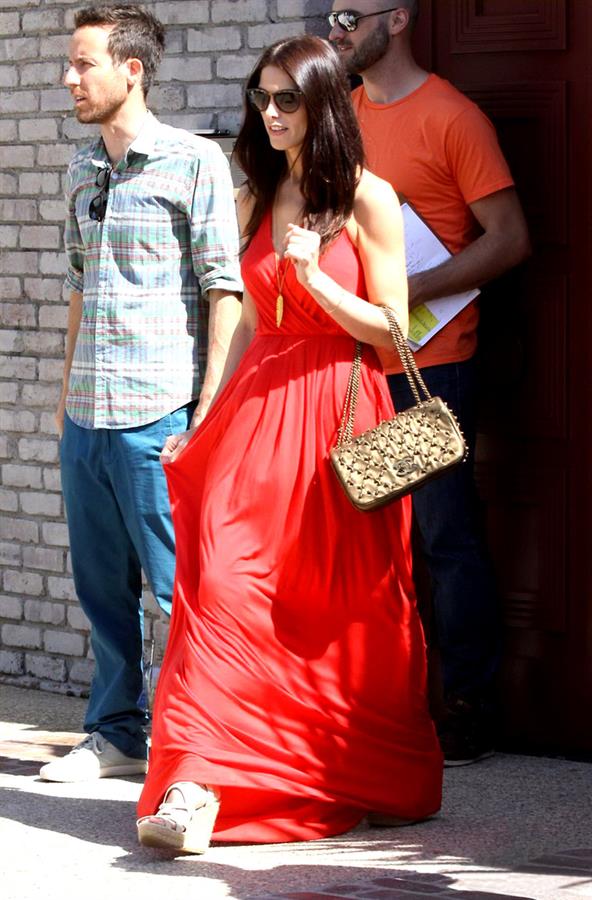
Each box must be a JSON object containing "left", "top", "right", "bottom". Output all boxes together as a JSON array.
[
  {"left": 63, "top": 164, "right": 85, "bottom": 294},
  {"left": 189, "top": 140, "right": 243, "bottom": 297}
]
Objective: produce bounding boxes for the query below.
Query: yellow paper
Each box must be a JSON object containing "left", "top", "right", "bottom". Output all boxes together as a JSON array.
[{"left": 408, "top": 303, "right": 439, "bottom": 344}]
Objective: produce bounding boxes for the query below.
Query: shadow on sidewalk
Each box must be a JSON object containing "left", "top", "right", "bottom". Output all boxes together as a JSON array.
[
  {"left": 112, "top": 839, "right": 592, "bottom": 897},
  {"left": 0, "top": 784, "right": 142, "bottom": 851},
  {"left": 3, "top": 752, "right": 592, "bottom": 900},
  {"left": 110, "top": 855, "right": 537, "bottom": 899}
]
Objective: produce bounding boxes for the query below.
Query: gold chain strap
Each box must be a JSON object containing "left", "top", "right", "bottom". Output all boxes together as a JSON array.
[
  {"left": 380, "top": 306, "right": 432, "bottom": 404},
  {"left": 335, "top": 307, "right": 432, "bottom": 449},
  {"left": 336, "top": 341, "right": 362, "bottom": 446}
]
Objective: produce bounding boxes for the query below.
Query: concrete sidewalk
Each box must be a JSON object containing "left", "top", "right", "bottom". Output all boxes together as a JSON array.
[{"left": 1, "top": 684, "right": 591, "bottom": 900}]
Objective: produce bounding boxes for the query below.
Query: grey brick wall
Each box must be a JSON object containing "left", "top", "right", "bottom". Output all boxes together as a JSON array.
[{"left": 0, "top": 0, "right": 326, "bottom": 696}]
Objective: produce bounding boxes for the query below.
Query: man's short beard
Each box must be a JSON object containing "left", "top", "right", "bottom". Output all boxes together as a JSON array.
[
  {"left": 345, "top": 21, "right": 390, "bottom": 75},
  {"left": 76, "top": 94, "right": 126, "bottom": 125}
]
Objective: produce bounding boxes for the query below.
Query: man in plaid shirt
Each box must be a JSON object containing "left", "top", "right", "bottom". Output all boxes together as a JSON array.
[{"left": 40, "top": 4, "right": 242, "bottom": 782}]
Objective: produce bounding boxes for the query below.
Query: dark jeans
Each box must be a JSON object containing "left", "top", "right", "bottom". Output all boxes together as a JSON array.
[
  {"left": 388, "top": 358, "right": 501, "bottom": 705},
  {"left": 60, "top": 403, "right": 195, "bottom": 758}
]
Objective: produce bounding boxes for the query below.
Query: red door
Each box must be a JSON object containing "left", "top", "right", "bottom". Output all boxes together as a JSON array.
[{"left": 412, "top": 0, "right": 592, "bottom": 751}]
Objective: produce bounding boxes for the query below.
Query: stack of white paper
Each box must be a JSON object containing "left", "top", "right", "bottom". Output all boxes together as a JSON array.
[{"left": 401, "top": 202, "right": 479, "bottom": 350}]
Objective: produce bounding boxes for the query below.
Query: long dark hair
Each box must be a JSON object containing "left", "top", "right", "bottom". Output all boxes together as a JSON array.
[{"left": 233, "top": 35, "right": 364, "bottom": 253}]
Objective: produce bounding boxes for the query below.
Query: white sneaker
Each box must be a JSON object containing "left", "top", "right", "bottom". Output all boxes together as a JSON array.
[{"left": 39, "top": 732, "right": 148, "bottom": 782}]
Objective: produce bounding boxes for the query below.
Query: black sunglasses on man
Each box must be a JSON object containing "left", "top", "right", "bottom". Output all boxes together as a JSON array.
[{"left": 328, "top": 6, "right": 400, "bottom": 32}]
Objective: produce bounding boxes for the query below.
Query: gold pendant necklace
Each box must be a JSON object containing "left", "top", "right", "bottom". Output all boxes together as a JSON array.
[{"left": 274, "top": 252, "right": 289, "bottom": 328}]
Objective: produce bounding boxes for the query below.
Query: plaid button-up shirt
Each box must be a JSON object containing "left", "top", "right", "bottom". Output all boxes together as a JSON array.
[{"left": 64, "top": 112, "right": 242, "bottom": 429}]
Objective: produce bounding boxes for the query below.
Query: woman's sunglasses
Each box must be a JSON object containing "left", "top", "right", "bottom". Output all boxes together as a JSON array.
[
  {"left": 247, "top": 88, "right": 303, "bottom": 114},
  {"left": 88, "top": 164, "right": 112, "bottom": 222},
  {"left": 328, "top": 6, "right": 400, "bottom": 32}
]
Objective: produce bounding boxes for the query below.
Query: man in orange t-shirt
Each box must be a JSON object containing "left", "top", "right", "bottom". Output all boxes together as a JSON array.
[{"left": 329, "top": 1, "right": 530, "bottom": 766}]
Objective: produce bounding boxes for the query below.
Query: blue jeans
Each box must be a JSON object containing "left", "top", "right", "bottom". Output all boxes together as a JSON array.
[
  {"left": 388, "top": 359, "right": 501, "bottom": 704},
  {"left": 60, "top": 404, "right": 195, "bottom": 758}
]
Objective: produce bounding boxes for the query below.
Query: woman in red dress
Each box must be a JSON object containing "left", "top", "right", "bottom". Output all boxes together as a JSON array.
[{"left": 136, "top": 34, "right": 442, "bottom": 854}]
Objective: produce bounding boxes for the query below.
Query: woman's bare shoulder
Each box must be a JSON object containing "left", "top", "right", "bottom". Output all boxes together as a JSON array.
[
  {"left": 353, "top": 169, "right": 401, "bottom": 236},
  {"left": 355, "top": 169, "right": 399, "bottom": 216}
]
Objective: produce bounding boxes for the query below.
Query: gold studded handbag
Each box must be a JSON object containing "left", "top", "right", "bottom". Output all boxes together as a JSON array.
[{"left": 330, "top": 306, "right": 467, "bottom": 511}]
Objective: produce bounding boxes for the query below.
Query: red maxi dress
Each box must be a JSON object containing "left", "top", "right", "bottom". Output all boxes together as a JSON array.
[{"left": 137, "top": 211, "right": 443, "bottom": 843}]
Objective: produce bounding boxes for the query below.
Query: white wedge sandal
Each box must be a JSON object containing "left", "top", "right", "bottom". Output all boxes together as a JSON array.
[{"left": 137, "top": 782, "right": 220, "bottom": 854}]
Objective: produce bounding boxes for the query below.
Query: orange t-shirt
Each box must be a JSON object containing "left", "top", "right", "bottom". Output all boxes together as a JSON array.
[{"left": 352, "top": 74, "right": 514, "bottom": 371}]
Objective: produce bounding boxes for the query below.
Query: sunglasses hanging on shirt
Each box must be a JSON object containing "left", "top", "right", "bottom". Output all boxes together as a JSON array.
[{"left": 89, "top": 164, "right": 112, "bottom": 222}]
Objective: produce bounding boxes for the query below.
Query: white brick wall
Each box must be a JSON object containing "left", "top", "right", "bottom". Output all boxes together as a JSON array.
[{"left": 0, "top": 0, "right": 327, "bottom": 696}]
